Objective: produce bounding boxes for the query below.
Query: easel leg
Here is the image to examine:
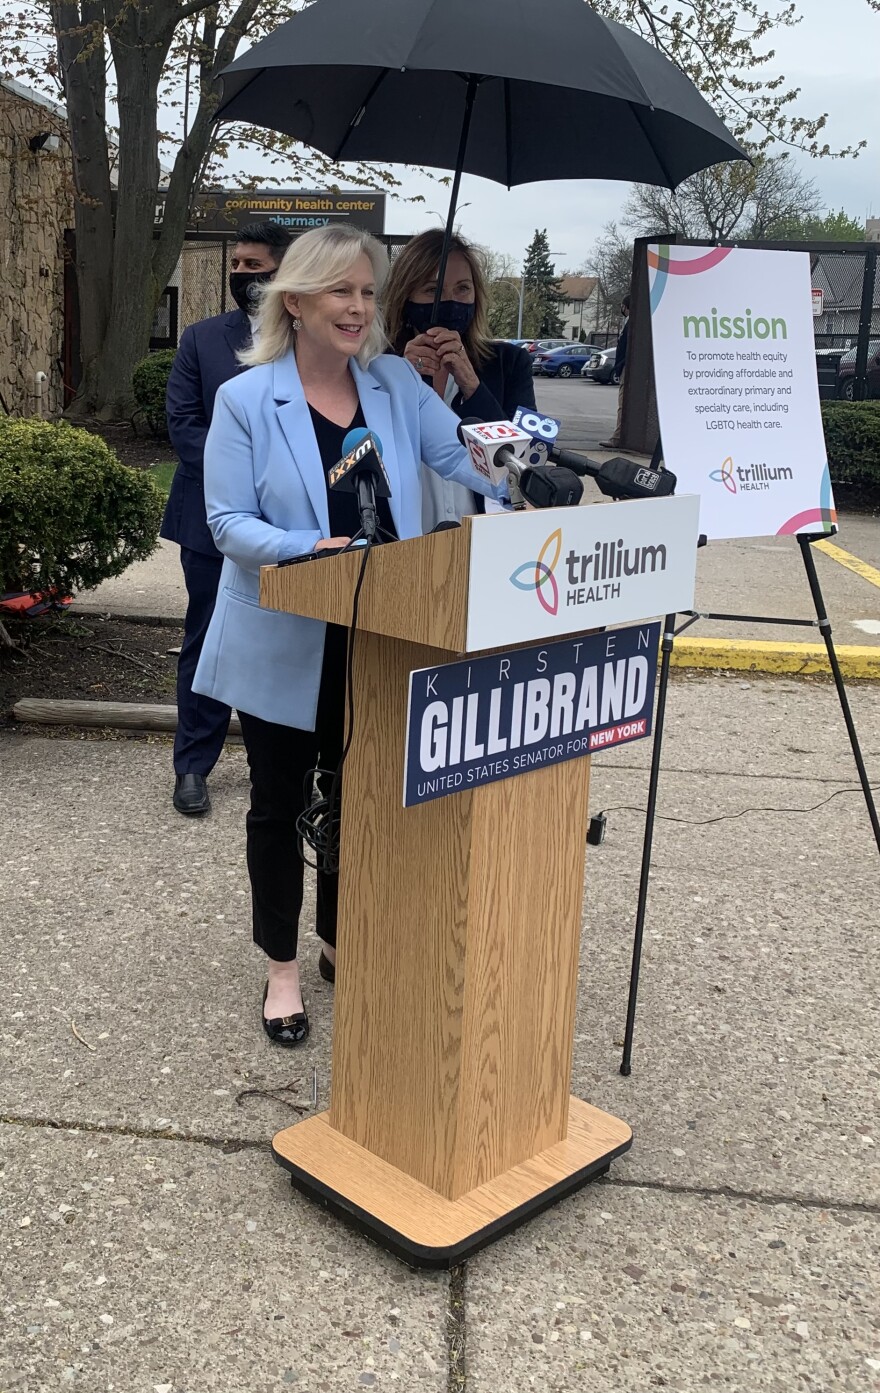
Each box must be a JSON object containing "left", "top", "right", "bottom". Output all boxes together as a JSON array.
[
  {"left": 799, "top": 535, "right": 880, "bottom": 854},
  {"left": 620, "top": 614, "right": 677, "bottom": 1077}
]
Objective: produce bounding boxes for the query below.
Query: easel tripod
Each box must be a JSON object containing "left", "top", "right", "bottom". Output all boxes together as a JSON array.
[{"left": 619, "top": 528, "right": 880, "bottom": 1078}]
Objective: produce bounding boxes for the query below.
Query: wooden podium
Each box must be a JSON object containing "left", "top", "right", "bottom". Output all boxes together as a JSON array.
[{"left": 260, "top": 519, "right": 632, "bottom": 1267}]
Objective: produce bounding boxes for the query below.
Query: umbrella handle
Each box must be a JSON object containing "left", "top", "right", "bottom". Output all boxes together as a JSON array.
[{"left": 432, "top": 74, "right": 481, "bottom": 327}]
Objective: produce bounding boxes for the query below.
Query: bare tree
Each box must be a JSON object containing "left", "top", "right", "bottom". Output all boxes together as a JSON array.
[
  {"left": 478, "top": 247, "right": 522, "bottom": 339},
  {"left": 584, "top": 223, "right": 634, "bottom": 338},
  {"left": 622, "top": 153, "right": 822, "bottom": 241}
]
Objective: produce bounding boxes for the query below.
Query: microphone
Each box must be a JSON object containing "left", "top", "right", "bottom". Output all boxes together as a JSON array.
[
  {"left": 328, "top": 427, "right": 391, "bottom": 540},
  {"left": 456, "top": 418, "right": 532, "bottom": 508},
  {"left": 457, "top": 418, "right": 530, "bottom": 483},
  {"left": 512, "top": 407, "right": 677, "bottom": 501},
  {"left": 519, "top": 466, "right": 583, "bottom": 509}
]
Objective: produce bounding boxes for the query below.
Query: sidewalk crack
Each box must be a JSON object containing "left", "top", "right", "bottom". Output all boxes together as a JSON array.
[
  {"left": 447, "top": 1263, "right": 467, "bottom": 1393},
  {"left": 604, "top": 1174, "right": 880, "bottom": 1215},
  {"left": 0, "top": 1111, "right": 268, "bottom": 1155}
]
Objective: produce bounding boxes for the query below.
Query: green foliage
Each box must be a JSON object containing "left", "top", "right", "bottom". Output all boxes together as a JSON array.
[
  {"left": 764, "top": 209, "right": 867, "bottom": 242},
  {"left": 132, "top": 350, "right": 176, "bottom": 434},
  {"left": 150, "top": 459, "right": 178, "bottom": 498},
  {"left": 523, "top": 231, "right": 564, "bottom": 338},
  {"left": 0, "top": 418, "right": 164, "bottom": 597},
  {"left": 486, "top": 278, "right": 521, "bottom": 339},
  {"left": 821, "top": 402, "right": 880, "bottom": 496}
]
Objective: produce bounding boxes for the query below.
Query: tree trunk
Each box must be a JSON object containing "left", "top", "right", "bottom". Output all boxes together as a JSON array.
[
  {"left": 60, "top": 0, "right": 262, "bottom": 420},
  {"left": 52, "top": 1, "right": 115, "bottom": 417},
  {"left": 88, "top": 24, "right": 166, "bottom": 421}
]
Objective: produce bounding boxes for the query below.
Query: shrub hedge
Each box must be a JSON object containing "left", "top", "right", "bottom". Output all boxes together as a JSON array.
[
  {"left": 821, "top": 400, "right": 880, "bottom": 498},
  {"left": 0, "top": 417, "right": 164, "bottom": 598},
  {"left": 132, "top": 349, "right": 176, "bottom": 434}
]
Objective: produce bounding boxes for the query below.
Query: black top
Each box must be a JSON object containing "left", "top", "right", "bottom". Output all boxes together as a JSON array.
[
  {"left": 308, "top": 403, "right": 397, "bottom": 541},
  {"left": 448, "top": 339, "right": 537, "bottom": 422},
  {"left": 398, "top": 334, "right": 536, "bottom": 421}
]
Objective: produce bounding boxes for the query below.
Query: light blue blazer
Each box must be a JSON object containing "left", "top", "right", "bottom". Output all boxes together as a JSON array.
[{"left": 192, "top": 348, "right": 502, "bottom": 728}]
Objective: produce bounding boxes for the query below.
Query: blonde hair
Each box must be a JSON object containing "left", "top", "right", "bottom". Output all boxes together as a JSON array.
[
  {"left": 383, "top": 229, "right": 493, "bottom": 368},
  {"left": 239, "top": 224, "right": 390, "bottom": 368}
]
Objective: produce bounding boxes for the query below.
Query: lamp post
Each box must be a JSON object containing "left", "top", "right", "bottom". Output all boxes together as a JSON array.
[{"left": 516, "top": 252, "right": 564, "bottom": 338}]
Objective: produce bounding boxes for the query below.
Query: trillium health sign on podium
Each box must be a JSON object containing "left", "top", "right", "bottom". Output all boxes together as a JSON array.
[{"left": 465, "top": 494, "right": 700, "bottom": 651}]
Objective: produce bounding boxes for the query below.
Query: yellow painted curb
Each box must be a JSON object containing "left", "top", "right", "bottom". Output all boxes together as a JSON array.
[
  {"left": 814, "top": 539, "right": 880, "bottom": 590},
  {"left": 670, "top": 637, "right": 880, "bottom": 679}
]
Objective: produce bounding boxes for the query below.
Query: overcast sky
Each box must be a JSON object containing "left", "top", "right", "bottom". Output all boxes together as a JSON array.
[{"left": 285, "top": 0, "right": 880, "bottom": 272}]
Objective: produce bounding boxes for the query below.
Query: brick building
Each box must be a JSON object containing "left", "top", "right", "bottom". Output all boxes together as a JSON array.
[{"left": 0, "top": 78, "right": 72, "bottom": 417}]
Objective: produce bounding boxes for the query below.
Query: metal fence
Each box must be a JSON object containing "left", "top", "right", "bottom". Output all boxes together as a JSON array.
[
  {"left": 810, "top": 247, "right": 879, "bottom": 401},
  {"left": 622, "top": 237, "right": 880, "bottom": 457}
]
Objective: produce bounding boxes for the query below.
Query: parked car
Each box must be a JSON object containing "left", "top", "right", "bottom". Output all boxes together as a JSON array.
[
  {"left": 532, "top": 343, "right": 604, "bottom": 377},
  {"left": 524, "top": 337, "right": 569, "bottom": 356},
  {"left": 582, "top": 347, "right": 620, "bottom": 385},
  {"left": 836, "top": 341, "right": 880, "bottom": 400}
]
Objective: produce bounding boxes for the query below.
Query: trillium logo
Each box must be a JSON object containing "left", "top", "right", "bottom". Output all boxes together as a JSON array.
[
  {"left": 709, "top": 456, "right": 737, "bottom": 494},
  {"left": 509, "top": 528, "right": 562, "bottom": 616},
  {"left": 709, "top": 456, "right": 795, "bottom": 496}
]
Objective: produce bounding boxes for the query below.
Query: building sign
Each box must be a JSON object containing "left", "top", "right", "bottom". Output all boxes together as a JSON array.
[
  {"left": 403, "top": 624, "right": 660, "bottom": 807},
  {"left": 155, "top": 188, "right": 386, "bottom": 236}
]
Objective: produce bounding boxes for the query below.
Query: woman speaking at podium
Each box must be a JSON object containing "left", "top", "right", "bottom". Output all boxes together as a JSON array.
[
  {"left": 383, "top": 229, "right": 535, "bottom": 528},
  {"left": 192, "top": 224, "right": 504, "bottom": 1047}
]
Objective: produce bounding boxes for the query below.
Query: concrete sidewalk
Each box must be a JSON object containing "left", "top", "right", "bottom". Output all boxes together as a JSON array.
[{"left": 2, "top": 673, "right": 878, "bottom": 1390}]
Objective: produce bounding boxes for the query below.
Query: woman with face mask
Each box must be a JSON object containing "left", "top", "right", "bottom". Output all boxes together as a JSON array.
[{"left": 383, "top": 230, "right": 536, "bottom": 528}]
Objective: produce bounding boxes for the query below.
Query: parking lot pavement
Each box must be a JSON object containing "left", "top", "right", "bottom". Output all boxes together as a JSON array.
[
  {"left": 1, "top": 670, "right": 877, "bottom": 1392},
  {"left": 534, "top": 376, "right": 619, "bottom": 450}
]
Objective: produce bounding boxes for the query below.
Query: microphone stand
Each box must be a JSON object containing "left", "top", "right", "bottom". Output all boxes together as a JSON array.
[{"left": 344, "top": 474, "right": 396, "bottom": 549}]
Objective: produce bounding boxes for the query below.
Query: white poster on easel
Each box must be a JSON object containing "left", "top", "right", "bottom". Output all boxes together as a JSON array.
[{"left": 647, "top": 244, "right": 837, "bottom": 542}]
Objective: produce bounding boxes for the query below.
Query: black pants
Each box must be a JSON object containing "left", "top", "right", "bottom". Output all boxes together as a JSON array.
[
  {"left": 236, "top": 626, "right": 348, "bottom": 962},
  {"left": 175, "top": 547, "right": 232, "bottom": 775}
]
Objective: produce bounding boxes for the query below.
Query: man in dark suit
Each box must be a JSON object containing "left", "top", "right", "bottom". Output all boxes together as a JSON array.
[
  {"left": 162, "top": 221, "right": 292, "bottom": 815},
  {"left": 600, "top": 294, "right": 630, "bottom": 451}
]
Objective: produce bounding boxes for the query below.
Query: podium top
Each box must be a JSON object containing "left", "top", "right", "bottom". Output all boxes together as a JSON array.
[
  {"left": 260, "top": 496, "right": 700, "bottom": 654},
  {"left": 261, "top": 523, "right": 471, "bottom": 652}
]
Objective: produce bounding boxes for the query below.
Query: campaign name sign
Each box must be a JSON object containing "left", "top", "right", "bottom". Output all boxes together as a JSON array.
[{"left": 403, "top": 624, "right": 660, "bottom": 808}]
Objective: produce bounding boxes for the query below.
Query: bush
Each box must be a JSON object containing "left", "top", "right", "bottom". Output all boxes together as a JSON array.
[
  {"left": 0, "top": 417, "right": 164, "bottom": 597},
  {"left": 821, "top": 401, "right": 880, "bottom": 497},
  {"left": 132, "top": 349, "right": 176, "bottom": 434}
]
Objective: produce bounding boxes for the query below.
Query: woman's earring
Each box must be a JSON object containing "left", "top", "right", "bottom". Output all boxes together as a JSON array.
[{"left": 291, "top": 316, "right": 302, "bottom": 331}]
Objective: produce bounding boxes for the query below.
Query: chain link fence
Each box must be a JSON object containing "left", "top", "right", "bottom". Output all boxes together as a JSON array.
[{"left": 811, "top": 249, "right": 880, "bottom": 401}]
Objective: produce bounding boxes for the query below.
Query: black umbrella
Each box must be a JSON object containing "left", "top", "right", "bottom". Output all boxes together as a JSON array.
[{"left": 215, "top": 0, "right": 747, "bottom": 306}]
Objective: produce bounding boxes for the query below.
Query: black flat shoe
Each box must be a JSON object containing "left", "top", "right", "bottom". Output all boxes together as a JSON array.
[
  {"left": 173, "top": 773, "right": 210, "bottom": 816},
  {"left": 261, "top": 982, "right": 309, "bottom": 1046},
  {"left": 318, "top": 951, "right": 336, "bottom": 984}
]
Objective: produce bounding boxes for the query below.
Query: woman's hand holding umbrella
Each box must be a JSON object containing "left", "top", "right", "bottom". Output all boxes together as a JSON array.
[{"left": 404, "top": 328, "right": 480, "bottom": 400}]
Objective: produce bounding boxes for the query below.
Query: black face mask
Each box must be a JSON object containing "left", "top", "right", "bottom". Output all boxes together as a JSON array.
[
  {"left": 405, "top": 299, "right": 476, "bottom": 336},
  {"left": 229, "top": 270, "right": 274, "bottom": 315}
]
